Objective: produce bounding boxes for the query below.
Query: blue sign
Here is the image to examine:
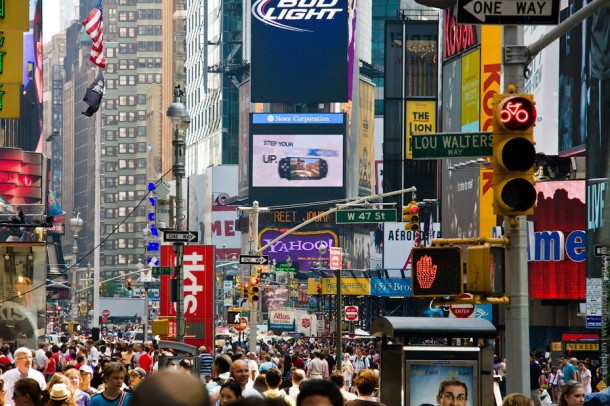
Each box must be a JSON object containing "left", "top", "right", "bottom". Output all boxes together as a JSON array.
[
  {"left": 370, "top": 278, "right": 412, "bottom": 297},
  {"left": 252, "top": 113, "right": 344, "bottom": 125},
  {"left": 587, "top": 316, "right": 602, "bottom": 329},
  {"left": 251, "top": 0, "right": 349, "bottom": 103}
]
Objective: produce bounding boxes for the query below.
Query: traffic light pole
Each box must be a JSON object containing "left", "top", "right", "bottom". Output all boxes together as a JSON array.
[{"left": 502, "top": 25, "right": 530, "bottom": 397}]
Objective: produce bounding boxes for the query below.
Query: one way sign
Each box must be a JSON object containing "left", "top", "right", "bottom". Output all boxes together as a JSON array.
[
  {"left": 239, "top": 255, "right": 269, "bottom": 265},
  {"left": 457, "top": 0, "right": 560, "bottom": 24},
  {"left": 163, "top": 230, "right": 199, "bottom": 243}
]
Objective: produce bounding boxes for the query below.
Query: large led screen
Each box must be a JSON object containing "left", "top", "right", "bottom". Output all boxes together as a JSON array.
[
  {"left": 249, "top": 113, "right": 346, "bottom": 205},
  {"left": 250, "top": 0, "right": 349, "bottom": 103}
]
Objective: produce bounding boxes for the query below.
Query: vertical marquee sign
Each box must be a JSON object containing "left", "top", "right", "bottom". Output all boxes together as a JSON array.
[{"left": 0, "top": 0, "right": 29, "bottom": 118}]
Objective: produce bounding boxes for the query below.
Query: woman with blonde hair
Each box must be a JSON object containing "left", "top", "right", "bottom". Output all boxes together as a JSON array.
[
  {"left": 558, "top": 381, "right": 585, "bottom": 406},
  {"left": 44, "top": 383, "right": 76, "bottom": 406},
  {"left": 502, "top": 393, "right": 533, "bottom": 406}
]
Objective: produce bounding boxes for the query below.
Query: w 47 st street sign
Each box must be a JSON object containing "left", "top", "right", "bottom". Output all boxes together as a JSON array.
[{"left": 457, "top": 0, "right": 560, "bottom": 24}]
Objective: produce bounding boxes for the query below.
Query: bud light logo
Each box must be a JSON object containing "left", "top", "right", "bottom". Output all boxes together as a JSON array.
[{"left": 252, "top": 0, "right": 344, "bottom": 32}]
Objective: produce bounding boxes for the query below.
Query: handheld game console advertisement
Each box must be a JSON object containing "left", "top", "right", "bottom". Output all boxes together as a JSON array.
[{"left": 252, "top": 133, "right": 343, "bottom": 187}]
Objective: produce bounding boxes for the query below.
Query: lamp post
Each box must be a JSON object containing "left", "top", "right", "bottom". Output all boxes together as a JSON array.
[
  {"left": 69, "top": 211, "right": 84, "bottom": 321},
  {"left": 166, "top": 85, "right": 190, "bottom": 343},
  {"left": 137, "top": 258, "right": 151, "bottom": 344}
]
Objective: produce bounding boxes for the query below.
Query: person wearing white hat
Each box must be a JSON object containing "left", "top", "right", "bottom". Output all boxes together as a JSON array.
[{"left": 48, "top": 383, "right": 72, "bottom": 405}]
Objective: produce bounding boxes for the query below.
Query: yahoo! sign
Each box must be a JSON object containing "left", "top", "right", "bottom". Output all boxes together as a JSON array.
[
  {"left": 259, "top": 228, "right": 338, "bottom": 271},
  {"left": 252, "top": 0, "right": 344, "bottom": 33},
  {"left": 526, "top": 221, "right": 585, "bottom": 262}
]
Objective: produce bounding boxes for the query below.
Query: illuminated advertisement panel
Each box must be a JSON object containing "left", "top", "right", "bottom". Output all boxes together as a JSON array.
[
  {"left": 250, "top": 113, "right": 346, "bottom": 205},
  {"left": 251, "top": 0, "right": 348, "bottom": 103},
  {"left": 528, "top": 181, "right": 585, "bottom": 299}
]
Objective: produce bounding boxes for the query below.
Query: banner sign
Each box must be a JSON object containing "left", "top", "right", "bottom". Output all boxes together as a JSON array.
[{"left": 370, "top": 278, "right": 412, "bottom": 297}]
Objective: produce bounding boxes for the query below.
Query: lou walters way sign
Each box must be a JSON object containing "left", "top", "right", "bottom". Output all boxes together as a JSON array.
[{"left": 411, "top": 132, "right": 493, "bottom": 159}]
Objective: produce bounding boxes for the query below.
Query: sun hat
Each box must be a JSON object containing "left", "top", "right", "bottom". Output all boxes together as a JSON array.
[
  {"left": 79, "top": 365, "right": 94, "bottom": 375},
  {"left": 50, "top": 383, "right": 70, "bottom": 401}
]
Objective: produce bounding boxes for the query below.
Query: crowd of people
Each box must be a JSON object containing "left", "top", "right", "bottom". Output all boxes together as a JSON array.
[
  {"left": 1, "top": 337, "right": 609, "bottom": 406},
  {"left": 0, "top": 336, "right": 385, "bottom": 406}
]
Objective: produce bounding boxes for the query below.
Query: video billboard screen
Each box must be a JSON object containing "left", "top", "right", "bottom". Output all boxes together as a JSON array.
[
  {"left": 250, "top": 0, "right": 349, "bottom": 103},
  {"left": 250, "top": 113, "right": 346, "bottom": 205}
]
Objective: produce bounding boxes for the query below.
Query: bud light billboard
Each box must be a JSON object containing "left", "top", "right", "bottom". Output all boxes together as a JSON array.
[{"left": 251, "top": 0, "right": 349, "bottom": 103}]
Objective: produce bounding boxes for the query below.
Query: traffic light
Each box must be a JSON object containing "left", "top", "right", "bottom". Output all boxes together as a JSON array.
[
  {"left": 467, "top": 245, "right": 505, "bottom": 295},
  {"left": 317, "top": 283, "right": 322, "bottom": 294},
  {"left": 248, "top": 275, "right": 260, "bottom": 302},
  {"left": 403, "top": 201, "right": 420, "bottom": 231},
  {"left": 126, "top": 277, "right": 133, "bottom": 291},
  {"left": 411, "top": 247, "right": 463, "bottom": 297},
  {"left": 238, "top": 283, "right": 246, "bottom": 297},
  {"left": 99, "top": 283, "right": 103, "bottom": 295},
  {"left": 256, "top": 266, "right": 263, "bottom": 279},
  {"left": 492, "top": 89, "right": 537, "bottom": 216},
  {"left": 227, "top": 310, "right": 241, "bottom": 325},
  {"left": 151, "top": 319, "right": 169, "bottom": 336}
]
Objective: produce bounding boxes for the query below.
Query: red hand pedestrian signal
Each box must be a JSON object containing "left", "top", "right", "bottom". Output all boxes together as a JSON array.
[{"left": 416, "top": 255, "right": 437, "bottom": 289}]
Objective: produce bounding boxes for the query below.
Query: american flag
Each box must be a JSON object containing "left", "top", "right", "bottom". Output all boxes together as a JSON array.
[{"left": 82, "top": 0, "right": 106, "bottom": 68}]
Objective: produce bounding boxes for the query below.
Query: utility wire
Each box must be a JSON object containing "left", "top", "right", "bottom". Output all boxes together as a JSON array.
[{"left": 0, "top": 167, "right": 173, "bottom": 304}]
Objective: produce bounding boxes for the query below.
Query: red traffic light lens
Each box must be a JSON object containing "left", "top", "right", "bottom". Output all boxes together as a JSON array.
[
  {"left": 409, "top": 205, "right": 418, "bottom": 214},
  {"left": 499, "top": 96, "right": 536, "bottom": 131}
]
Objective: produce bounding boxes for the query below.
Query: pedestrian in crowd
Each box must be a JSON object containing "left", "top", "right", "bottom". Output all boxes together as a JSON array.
[
  {"left": 198, "top": 347, "right": 214, "bottom": 383},
  {"left": 345, "top": 369, "right": 384, "bottom": 406},
  {"left": 126, "top": 368, "right": 146, "bottom": 392},
  {"left": 63, "top": 368, "right": 90, "bottom": 406},
  {"left": 306, "top": 351, "right": 325, "bottom": 380},
  {"left": 296, "top": 379, "right": 344, "bottom": 406},
  {"left": 119, "top": 346, "right": 134, "bottom": 371},
  {"left": 34, "top": 345, "right": 47, "bottom": 374},
  {"left": 550, "top": 365, "right": 563, "bottom": 403},
  {"left": 352, "top": 348, "right": 369, "bottom": 377},
  {"left": 342, "top": 353, "right": 355, "bottom": 389},
  {"left": 10, "top": 378, "right": 48, "bottom": 406},
  {"left": 253, "top": 375, "right": 267, "bottom": 395},
  {"left": 570, "top": 358, "right": 581, "bottom": 383},
  {"left": 42, "top": 353, "right": 56, "bottom": 383},
  {"left": 77, "top": 366, "right": 96, "bottom": 397},
  {"left": 322, "top": 348, "right": 335, "bottom": 375},
  {"left": 502, "top": 393, "right": 534, "bottom": 406},
  {"left": 329, "top": 371, "right": 357, "bottom": 403},
  {"left": 44, "top": 375, "right": 70, "bottom": 398},
  {"left": 219, "top": 381, "right": 242, "bottom": 406},
  {"left": 2, "top": 348, "right": 46, "bottom": 406},
  {"left": 262, "top": 368, "right": 293, "bottom": 406},
  {"left": 130, "top": 370, "right": 209, "bottom": 406},
  {"left": 259, "top": 355, "right": 276, "bottom": 374},
  {"left": 558, "top": 381, "right": 585, "bottom": 406},
  {"left": 288, "top": 369, "right": 305, "bottom": 403},
  {"left": 494, "top": 355, "right": 507, "bottom": 398},
  {"left": 135, "top": 348, "right": 151, "bottom": 376},
  {"left": 561, "top": 356, "right": 578, "bottom": 382},
  {"left": 530, "top": 353, "right": 544, "bottom": 406},
  {"left": 46, "top": 383, "right": 75, "bottom": 406},
  {"left": 577, "top": 362, "right": 592, "bottom": 395},
  {"left": 89, "top": 362, "right": 130, "bottom": 406},
  {"left": 435, "top": 378, "right": 468, "bottom": 406},
  {"left": 230, "top": 360, "right": 262, "bottom": 399},
  {"left": 85, "top": 342, "right": 98, "bottom": 370},
  {"left": 179, "top": 359, "right": 192, "bottom": 374},
  {"left": 246, "top": 353, "right": 258, "bottom": 383}
]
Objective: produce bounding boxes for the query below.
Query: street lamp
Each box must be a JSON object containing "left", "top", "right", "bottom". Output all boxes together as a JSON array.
[
  {"left": 166, "top": 85, "right": 190, "bottom": 343},
  {"left": 69, "top": 211, "right": 84, "bottom": 321}
]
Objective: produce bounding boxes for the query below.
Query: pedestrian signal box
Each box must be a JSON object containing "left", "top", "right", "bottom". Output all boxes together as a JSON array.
[
  {"left": 227, "top": 310, "right": 241, "bottom": 326},
  {"left": 492, "top": 89, "right": 537, "bottom": 216},
  {"left": 411, "top": 247, "right": 463, "bottom": 297}
]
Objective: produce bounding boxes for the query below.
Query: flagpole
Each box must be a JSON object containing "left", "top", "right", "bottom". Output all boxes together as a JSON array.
[{"left": 92, "top": 82, "right": 101, "bottom": 330}]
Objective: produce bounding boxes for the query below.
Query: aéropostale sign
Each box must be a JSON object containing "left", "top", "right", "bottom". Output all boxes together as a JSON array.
[{"left": 251, "top": 0, "right": 349, "bottom": 103}]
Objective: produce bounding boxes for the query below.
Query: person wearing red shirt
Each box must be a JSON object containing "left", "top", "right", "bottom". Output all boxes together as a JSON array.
[
  {"left": 0, "top": 345, "right": 11, "bottom": 366},
  {"left": 138, "top": 346, "right": 153, "bottom": 373}
]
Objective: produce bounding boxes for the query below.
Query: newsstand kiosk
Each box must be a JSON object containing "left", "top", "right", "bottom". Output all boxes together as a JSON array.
[{"left": 371, "top": 316, "right": 497, "bottom": 406}]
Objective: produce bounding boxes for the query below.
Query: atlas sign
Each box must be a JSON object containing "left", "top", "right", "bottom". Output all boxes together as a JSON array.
[{"left": 252, "top": 0, "right": 344, "bottom": 32}]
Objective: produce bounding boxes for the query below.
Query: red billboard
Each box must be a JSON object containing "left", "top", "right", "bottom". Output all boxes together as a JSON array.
[
  {"left": 159, "top": 245, "right": 215, "bottom": 351},
  {"left": 528, "top": 181, "right": 585, "bottom": 299}
]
